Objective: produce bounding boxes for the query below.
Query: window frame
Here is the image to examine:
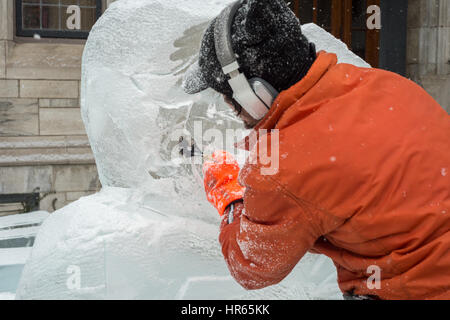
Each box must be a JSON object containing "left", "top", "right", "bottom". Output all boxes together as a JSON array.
[
  {"left": 0, "top": 193, "right": 40, "bottom": 215},
  {"left": 290, "top": 0, "right": 380, "bottom": 66},
  {"left": 15, "top": 0, "right": 103, "bottom": 39},
  {"left": 379, "top": 0, "right": 408, "bottom": 76},
  {"left": 290, "top": 0, "right": 408, "bottom": 73}
]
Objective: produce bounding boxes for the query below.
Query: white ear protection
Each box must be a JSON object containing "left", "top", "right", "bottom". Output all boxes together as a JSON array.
[{"left": 214, "top": 0, "right": 279, "bottom": 120}]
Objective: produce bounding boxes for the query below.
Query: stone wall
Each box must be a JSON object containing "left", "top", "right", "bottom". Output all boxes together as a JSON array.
[
  {"left": 407, "top": 0, "right": 450, "bottom": 113},
  {"left": 0, "top": 0, "right": 101, "bottom": 213}
]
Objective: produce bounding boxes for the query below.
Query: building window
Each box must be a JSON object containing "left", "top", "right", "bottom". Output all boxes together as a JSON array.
[
  {"left": 288, "top": 0, "right": 380, "bottom": 68},
  {"left": 16, "top": 0, "right": 103, "bottom": 39}
]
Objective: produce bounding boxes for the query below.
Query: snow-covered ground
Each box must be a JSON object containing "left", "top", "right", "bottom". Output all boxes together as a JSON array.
[
  {"left": 16, "top": 187, "right": 342, "bottom": 299},
  {"left": 13, "top": 0, "right": 369, "bottom": 300},
  {"left": 0, "top": 264, "right": 24, "bottom": 299},
  {"left": 0, "top": 211, "right": 49, "bottom": 300},
  {"left": 0, "top": 292, "right": 15, "bottom": 300}
]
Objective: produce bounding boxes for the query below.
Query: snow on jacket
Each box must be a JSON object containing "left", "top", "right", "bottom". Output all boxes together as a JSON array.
[{"left": 219, "top": 52, "right": 450, "bottom": 300}]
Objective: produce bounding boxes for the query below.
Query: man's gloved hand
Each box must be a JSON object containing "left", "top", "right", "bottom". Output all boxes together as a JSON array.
[{"left": 203, "top": 150, "right": 245, "bottom": 216}]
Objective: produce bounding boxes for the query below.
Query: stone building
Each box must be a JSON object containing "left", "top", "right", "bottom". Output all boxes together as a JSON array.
[
  {"left": 0, "top": 0, "right": 113, "bottom": 214},
  {"left": 407, "top": 0, "right": 450, "bottom": 111},
  {"left": 0, "top": 0, "right": 449, "bottom": 215}
]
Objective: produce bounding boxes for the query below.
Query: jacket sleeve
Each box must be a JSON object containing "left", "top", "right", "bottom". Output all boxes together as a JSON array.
[{"left": 219, "top": 168, "right": 324, "bottom": 290}]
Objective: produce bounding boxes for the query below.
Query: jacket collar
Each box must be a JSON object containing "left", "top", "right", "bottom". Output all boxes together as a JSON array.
[
  {"left": 237, "top": 51, "right": 338, "bottom": 150},
  {"left": 256, "top": 51, "right": 338, "bottom": 131}
]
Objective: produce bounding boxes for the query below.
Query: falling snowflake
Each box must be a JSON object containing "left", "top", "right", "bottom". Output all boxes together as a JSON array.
[{"left": 442, "top": 168, "right": 448, "bottom": 177}]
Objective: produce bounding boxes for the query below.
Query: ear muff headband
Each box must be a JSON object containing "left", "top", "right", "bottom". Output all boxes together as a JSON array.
[
  {"left": 214, "top": 0, "right": 275, "bottom": 120},
  {"left": 214, "top": 0, "right": 242, "bottom": 69}
]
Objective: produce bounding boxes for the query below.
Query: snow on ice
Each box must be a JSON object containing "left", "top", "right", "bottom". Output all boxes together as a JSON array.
[{"left": 14, "top": 0, "right": 370, "bottom": 300}]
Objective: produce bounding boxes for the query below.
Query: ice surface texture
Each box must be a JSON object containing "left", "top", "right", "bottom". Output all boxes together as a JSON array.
[
  {"left": 16, "top": 0, "right": 369, "bottom": 299},
  {"left": 16, "top": 188, "right": 341, "bottom": 299}
]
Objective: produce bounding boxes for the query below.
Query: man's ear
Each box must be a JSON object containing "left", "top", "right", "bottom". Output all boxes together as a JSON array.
[{"left": 233, "top": 0, "right": 289, "bottom": 45}]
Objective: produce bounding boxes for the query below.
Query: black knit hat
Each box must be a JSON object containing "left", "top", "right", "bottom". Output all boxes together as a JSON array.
[{"left": 183, "top": 0, "right": 317, "bottom": 97}]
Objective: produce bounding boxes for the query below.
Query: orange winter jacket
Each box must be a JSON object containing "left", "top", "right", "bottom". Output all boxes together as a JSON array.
[{"left": 219, "top": 52, "right": 450, "bottom": 300}]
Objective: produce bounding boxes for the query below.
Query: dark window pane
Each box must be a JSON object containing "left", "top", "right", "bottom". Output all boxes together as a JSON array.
[
  {"left": 42, "top": 6, "right": 60, "bottom": 30},
  {"left": 80, "top": 7, "right": 96, "bottom": 30},
  {"left": 317, "top": 0, "right": 332, "bottom": 29},
  {"left": 18, "top": 0, "right": 101, "bottom": 38},
  {"left": 352, "top": 0, "right": 367, "bottom": 29},
  {"left": 298, "top": 0, "right": 314, "bottom": 24},
  {"left": 22, "top": 6, "right": 41, "bottom": 29},
  {"left": 352, "top": 30, "right": 366, "bottom": 59}
]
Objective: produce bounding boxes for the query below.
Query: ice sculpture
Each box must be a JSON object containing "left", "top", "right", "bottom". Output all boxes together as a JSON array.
[{"left": 16, "top": 0, "right": 369, "bottom": 300}]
